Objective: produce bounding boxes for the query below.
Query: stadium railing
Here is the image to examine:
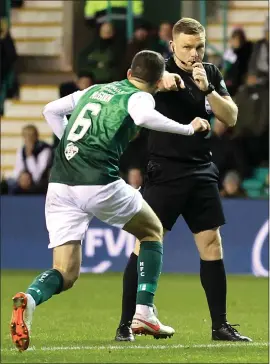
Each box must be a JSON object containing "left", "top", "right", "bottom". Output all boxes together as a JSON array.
[{"left": 200, "top": 0, "right": 228, "bottom": 57}]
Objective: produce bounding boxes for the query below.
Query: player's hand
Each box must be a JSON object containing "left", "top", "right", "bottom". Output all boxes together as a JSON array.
[
  {"left": 159, "top": 72, "right": 185, "bottom": 91},
  {"left": 190, "top": 117, "right": 211, "bottom": 133},
  {"left": 192, "top": 63, "right": 209, "bottom": 92}
]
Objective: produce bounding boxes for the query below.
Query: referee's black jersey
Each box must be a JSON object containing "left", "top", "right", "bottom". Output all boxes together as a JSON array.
[{"left": 148, "top": 57, "right": 230, "bottom": 166}]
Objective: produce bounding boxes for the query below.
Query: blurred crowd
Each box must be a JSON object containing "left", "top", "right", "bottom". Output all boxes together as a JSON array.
[
  {"left": 0, "top": 0, "right": 21, "bottom": 115},
  {"left": 0, "top": 3, "right": 269, "bottom": 199}
]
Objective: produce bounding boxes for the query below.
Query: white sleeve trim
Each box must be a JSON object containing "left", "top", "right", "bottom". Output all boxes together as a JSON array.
[{"left": 43, "top": 85, "right": 97, "bottom": 140}]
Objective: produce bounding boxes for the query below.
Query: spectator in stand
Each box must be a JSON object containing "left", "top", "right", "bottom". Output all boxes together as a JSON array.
[
  {"left": 231, "top": 19, "right": 269, "bottom": 175},
  {"left": 13, "top": 171, "right": 45, "bottom": 195},
  {"left": 127, "top": 168, "right": 143, "bottom": 189},
  {"left": 11, "top": 125, "right": 53, "bottom": 194},
  {"left": 222, "top": 28, "right": 253, "bottom": 96},
  {"left": 246, "top": 16, "right": 269, "bottom": 87},
  {"left": 214, "top": 19, "right": 269, "bottom": 179},
  {"left": 220, "top": 171, "right": 247, "bottom": 198},
  {"left": 0, "top": 0, "right": 18, "bottom": 115},
  {"left": 149, "top": 22, "right": 173, "bottom": 59},
  {"left": 59, "top": 72, "right": 95, "bottom": 98},
  {"left": 77, "top": 22, "right": 122, "bottom": 83},
  {"left": 121, "top": 22, "right": 151, "bottom": 77},
  {"left": 211, "top": 118, "right": 248, "bottom": 183}
]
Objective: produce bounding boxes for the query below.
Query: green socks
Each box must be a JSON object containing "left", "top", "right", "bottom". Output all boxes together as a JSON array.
[
  {"left": 137, "top": 241, "right": 163, "bottom": 307},
  {"left": 26, "top": 269, "right": 64, "bottom": 306}
]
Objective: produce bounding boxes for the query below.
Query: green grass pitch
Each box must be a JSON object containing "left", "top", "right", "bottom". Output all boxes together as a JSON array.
[{"left": 1, "top": 271, "right": 268, "bottom": 363}]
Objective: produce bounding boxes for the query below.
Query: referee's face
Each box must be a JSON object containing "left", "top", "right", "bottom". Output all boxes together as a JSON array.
[{"left": 171, "top": 32, "right": 205, "bottom": 72}]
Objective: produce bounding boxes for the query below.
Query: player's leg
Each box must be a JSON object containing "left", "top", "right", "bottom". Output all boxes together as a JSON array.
[
  {"left": 10, "top": 242, "right": 82, "bottom": 352},
  {"left": 122, "top": 199, "right": 174, "bottom": 338},
  {"left": 116, "top": 233, "right": 168, "bottom": 340},
  {"left": 26, "top": 241, "right": 81, "bottom": 301},
  {"left": 10, "top": 183, "right": 89, "bottom": 351},
  {"left": 91, "top": 179, "right": 176, "bottom": 339},
  {"left": 115, "top": 181, "right": 185, "bottom": 341},
  {"left": 184, "top": 163, "right": 252, "bottom": 342}
]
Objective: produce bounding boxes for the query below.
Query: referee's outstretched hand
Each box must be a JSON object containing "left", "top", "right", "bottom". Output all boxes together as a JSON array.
[
  {"left": 159, "top": 72, "right": 185, "bottom": 92},
  {"left": 190, "top": 117, "right": 211, "bottom": 133}
]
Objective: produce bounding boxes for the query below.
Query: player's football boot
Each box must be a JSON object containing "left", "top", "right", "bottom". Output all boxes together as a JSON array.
[
  {"left": 115, "top": 304, "right": 159, "bottom": 341},
  {"left": 10, "top": 292, "right": 36, "bottom": 351},
  {"left": 115, "top": 322, "right": 135, "bottom": 342},
  {"left": 212, "top": 322, "right": 252, "bottom": 341},
  {"left": 131, "top": 311, "right": 175, "bottom": 339}
]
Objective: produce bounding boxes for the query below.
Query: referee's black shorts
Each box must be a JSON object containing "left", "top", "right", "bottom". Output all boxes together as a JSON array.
[{"left": 143, "top": 160, "right": 226, "bottom": 234}]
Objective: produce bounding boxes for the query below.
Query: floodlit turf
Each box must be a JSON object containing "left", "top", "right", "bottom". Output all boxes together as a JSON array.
[{"left": 1, "top": 271, "right": 269, "bottom": 363}]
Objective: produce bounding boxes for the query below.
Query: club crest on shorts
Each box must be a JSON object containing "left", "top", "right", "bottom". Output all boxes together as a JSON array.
[
  {"left": 65, "top": 142, "right": 79, "bottom": 160},
  {"left": 205, "top": 97, "right": 212, "bottom": 114}
]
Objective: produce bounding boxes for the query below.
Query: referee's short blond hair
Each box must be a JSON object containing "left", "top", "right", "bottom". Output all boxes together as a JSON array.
[{"left": 173, "top": 18, "right": 205, "bottom": 37}]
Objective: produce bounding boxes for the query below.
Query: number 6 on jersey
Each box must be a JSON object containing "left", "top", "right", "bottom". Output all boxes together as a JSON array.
[{"left": 67, "top": 103, "right": 101, "bottom": 142}]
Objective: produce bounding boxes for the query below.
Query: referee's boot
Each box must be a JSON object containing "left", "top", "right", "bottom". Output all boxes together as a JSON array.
[
  {"left": 212, "top": 322, "right": 252, "bottom": 342},
  {"left": 115, "top": 322, "right": 135, "bottom": 342}
]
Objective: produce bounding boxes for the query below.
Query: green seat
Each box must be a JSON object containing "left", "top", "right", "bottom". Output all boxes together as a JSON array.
[
  {"left": 254, "top": 168, "right": 269, "bottom": 183},
  {"left": 245, "top": 189, "right": 263, "bottom": 198},
  {"left": 242, "top": 178, "right": 263, "bottom": 190}
]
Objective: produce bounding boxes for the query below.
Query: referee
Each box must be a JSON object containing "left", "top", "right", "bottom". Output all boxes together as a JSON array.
[{"left": 115, "top": 18, "right": 252, "bottom": 342}]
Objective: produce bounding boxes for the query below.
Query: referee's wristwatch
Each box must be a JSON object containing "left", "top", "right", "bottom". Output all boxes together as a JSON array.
[{"left": 204, "top": 83, "right": 215, "bottom": 96}]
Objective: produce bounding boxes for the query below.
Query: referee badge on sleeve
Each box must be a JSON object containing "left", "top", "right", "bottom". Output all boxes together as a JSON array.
[{"left": 205, "top": 97, "right": 212, "bottom": 114}]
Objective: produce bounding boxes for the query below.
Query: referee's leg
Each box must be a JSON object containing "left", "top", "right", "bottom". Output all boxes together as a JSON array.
[{"left": 184, "top": 165, "right": 252, "bottom": 342}]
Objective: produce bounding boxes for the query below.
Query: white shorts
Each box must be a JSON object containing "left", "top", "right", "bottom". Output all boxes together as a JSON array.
[{"left": 45, "top": 179, "right": 143, "bottom": 249}]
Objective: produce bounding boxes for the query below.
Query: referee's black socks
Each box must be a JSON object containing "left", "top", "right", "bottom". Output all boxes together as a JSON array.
[
  {"left": 200, "top": 259, "right": 227, "bottom": 330},
  {"left": 119, "top": 254, "right": 227, "bottom": 330},
  {"left": 119, "top": 252, "right": 138, "bottom": 326}
]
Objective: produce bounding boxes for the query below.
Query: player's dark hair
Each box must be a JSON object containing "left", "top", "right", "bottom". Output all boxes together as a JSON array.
[
  {"left": 173, "top": 18, "right": 205, "bottom": 37},
  {"left": 130, "top": 50, "right": 165, "bottom": 85}
]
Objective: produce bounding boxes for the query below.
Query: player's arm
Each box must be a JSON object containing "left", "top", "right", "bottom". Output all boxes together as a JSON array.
[
  {"left": 128, "top": 92, "right": 210, "bottom": 135},
  {"left": 43, "top": 86, "right": 95, "bottom": 139},
  {"left": 192, "top": 63, "right": 238, "bottom": 127}
]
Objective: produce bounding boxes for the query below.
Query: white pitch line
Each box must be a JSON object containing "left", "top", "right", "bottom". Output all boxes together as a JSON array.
[{"left": 2, "top": 342, "right": 269, "bottom": 352}]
